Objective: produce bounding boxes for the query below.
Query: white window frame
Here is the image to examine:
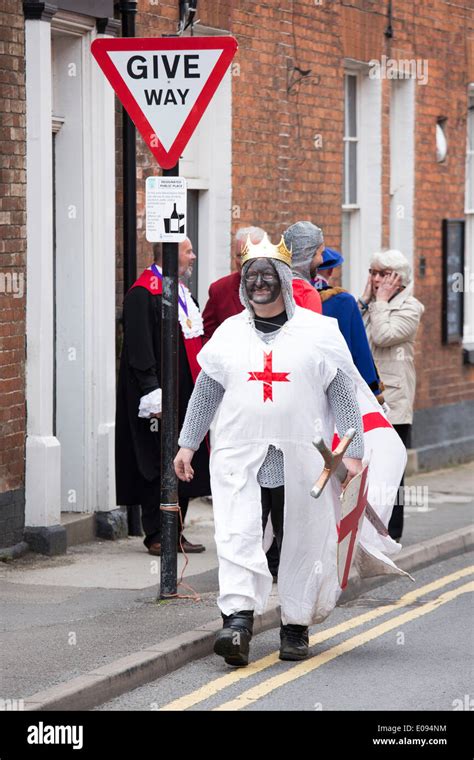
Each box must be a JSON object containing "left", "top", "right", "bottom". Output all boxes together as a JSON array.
[
  {"left": 343, "top": 72, "right": 359, "bottom": 208},
  {"left": 342, "top": 62, "right": 382, "bottom": 297}
]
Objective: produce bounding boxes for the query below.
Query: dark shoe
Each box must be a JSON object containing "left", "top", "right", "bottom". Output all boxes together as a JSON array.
[
  {"left": 147, "top": 537, "right": 206, "bottom": 556},
  {"left": 178, "top": 535, "right": 206, "bottom": 553},
  {"left": 214, "top": 610, "right": 254, "bottom": 667},
  {"left": 279, "top": 623, "right": 309, "bottom": 661}
]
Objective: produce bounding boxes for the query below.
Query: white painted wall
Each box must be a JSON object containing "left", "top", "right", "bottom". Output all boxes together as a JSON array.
[
  {"left": 25, "top": 18, "right": 62, "bottom": 528},
  {"left": 464, "top": 85, "right": 474, "bottom": 346}
]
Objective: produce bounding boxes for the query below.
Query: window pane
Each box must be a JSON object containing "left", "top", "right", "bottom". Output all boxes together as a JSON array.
[
  {"left": 467, "top": 153, "right": 473, "bottom": 211},
  {"left": 341, "top": 211, "right": 351, "bottom": 290},
  {"left": 348, "top": 141, "right": 357, "bottom": 204},
  {"left": 345, "top": 75, "right": 357, "bottom": 138},
  {"left": 467, "top": 101, "right": 474, "bottom": 152}
]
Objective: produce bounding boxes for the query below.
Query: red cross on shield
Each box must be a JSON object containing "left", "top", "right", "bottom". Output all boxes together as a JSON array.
[{"left": 337, "top": 463, "right": 369, "bottom": 589}]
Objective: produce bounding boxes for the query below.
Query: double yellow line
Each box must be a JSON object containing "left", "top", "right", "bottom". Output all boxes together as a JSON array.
[{"left": 160, "top": 566, "right": 473, "bottom": 711}]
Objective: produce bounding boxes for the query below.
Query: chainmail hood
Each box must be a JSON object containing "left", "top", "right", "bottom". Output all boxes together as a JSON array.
[{"left": 283, "top": 221, "right": 324, "bottom": 283}]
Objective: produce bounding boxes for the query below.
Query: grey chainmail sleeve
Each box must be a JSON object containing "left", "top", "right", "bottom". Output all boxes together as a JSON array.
[
  {"left": 327, "top": 369, "right": 364, "bottom": 459},
  {"left": 178, "top": 371, "right": 225, "bottom": 450}
]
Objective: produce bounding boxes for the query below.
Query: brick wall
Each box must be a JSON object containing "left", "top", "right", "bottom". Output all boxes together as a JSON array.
[
  {"left": 123, "top": 0, "right": 474, "bottom": 424},
  {"left": 402, "top": 0, "right": 474, "bottom": 411},
  {"left": 0, "top": 0, "right": 26, "bottom": 547}
]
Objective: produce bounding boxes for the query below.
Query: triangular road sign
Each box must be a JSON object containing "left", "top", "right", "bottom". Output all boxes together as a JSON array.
[{"left": 91, "top": 36, "right": 238, "bottom": 169}]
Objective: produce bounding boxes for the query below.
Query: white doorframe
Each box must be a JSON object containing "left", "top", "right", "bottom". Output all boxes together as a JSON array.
[{"left": 51, "top": 11, "right": 117, "bottom": 514}]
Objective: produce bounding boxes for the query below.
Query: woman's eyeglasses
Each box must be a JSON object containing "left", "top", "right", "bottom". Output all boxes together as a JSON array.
[{"left": 369, "top": 269, "right": 393, "bottom": 278}]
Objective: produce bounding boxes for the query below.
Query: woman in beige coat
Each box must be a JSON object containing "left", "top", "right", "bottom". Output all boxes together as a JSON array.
[{"left": 358, "top": 249, "right": 424, "bottom": 540}]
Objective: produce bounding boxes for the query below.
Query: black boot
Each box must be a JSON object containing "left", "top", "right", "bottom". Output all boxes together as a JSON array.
[
  {"left": 279, "top": 623, "right": 309, "bottom": 661},
  {"left": 213, "top": 610, "right": 254, "bottom": 667}
]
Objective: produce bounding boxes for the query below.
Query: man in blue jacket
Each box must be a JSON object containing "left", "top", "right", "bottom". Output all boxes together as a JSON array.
[{"left": 314, "top": 248, "right": 382, "bottom": 399}]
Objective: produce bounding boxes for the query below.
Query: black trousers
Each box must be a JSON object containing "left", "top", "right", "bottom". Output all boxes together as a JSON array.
[
  {"left": 388, "top": 423, "right": 411, "bottom": 540},
  {"left": 140, "top": 475, "right": 190, "bottom": 548},
  {"left": 261, "top": 485, "right": 284, "bottom": 576}
]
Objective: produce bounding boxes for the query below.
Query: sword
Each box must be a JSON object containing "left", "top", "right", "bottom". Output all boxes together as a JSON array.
[{"left": 311, "top": 430, "right": 389, "bottom": 537}]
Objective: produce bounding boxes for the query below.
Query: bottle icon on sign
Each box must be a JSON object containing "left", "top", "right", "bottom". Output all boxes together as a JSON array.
[{"left": 170, "top": 203, "right": 179, "bottom": 233}]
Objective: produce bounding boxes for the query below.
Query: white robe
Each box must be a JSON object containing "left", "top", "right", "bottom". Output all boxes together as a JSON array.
[{"left": 197, "top": 306, "right": 407, "bottom": 626}]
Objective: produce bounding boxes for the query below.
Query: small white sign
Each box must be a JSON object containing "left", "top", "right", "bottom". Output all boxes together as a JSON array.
[{"left": 146, "top": 176, "right": 187, "bottom": 242}]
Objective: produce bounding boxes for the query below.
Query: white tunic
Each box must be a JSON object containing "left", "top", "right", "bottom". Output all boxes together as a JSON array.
[{"left": 198, "top": 306, "right": 407, "bottom": 625}]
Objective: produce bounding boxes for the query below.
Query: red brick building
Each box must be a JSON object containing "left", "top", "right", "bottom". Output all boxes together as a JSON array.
[
  {"left": 1, "top": 0, "right": 473, "bottom": 554},
  {"left": 0, "top": 1, "right": 26, "bottom": 552}
]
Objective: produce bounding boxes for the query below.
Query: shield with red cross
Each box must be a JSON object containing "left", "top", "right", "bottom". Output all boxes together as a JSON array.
[{"left": 337, "top": 463, "right": 369, "bottom": 589}]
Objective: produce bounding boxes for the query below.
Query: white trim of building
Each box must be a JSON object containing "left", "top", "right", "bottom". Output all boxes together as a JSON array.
[{"left": 25, "top": 9, "right": 116, "bottom": 528}]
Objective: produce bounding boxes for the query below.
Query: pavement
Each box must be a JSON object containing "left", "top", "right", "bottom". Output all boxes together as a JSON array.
[{"left": 0, "top": 461, "right": 472, "bottom": 711}]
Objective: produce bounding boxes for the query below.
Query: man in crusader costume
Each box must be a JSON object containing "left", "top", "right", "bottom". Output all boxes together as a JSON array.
[
  {"left": 174, "top": 233, "right": 408, "bottom": 667},
  {"left": 116, "top": 239, "right": 210, "bottom": 556}
]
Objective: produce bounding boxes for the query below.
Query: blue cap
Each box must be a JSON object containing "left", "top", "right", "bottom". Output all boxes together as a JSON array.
[{"left": 318, "top": 247, "right": 344, "bottom": 271}]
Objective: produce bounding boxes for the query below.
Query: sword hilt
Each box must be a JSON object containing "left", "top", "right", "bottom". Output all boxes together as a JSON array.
[{"left": 311, "top": 428, "right": 356, "bottom": 499}]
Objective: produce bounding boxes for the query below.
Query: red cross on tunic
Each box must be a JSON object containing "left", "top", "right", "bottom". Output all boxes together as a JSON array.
[
  {"left": 338, "top": 465, "right": 369, "bottom": 589},
  {"left": 247, "top": 351, "right": 290, "bottom": 402}
]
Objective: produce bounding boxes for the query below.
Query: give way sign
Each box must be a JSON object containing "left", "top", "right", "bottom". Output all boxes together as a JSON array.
[{"left": 91, "top": 36, "right": 238, "bottom": 169}]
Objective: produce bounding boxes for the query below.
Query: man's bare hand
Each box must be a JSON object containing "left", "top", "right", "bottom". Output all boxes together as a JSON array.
[
  {"left": 174, "top": 447, "right": 195, "bottom": 482},
  {"left": 341, "top": 458, "right": 363, "bottom": 489}
]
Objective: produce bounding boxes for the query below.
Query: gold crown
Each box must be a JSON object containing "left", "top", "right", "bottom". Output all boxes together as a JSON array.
[{"left": 240, "top": 233, "right": 292, "bottom": 268}]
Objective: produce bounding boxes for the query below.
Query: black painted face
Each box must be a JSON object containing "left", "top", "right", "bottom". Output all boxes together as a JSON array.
[{"left": 244, "top": 258, "right": 281, "bottom": 305}]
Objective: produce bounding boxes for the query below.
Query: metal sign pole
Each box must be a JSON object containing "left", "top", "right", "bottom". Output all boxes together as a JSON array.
[
  {"left": 159, "top": 160, "right": 180, "bottom": 598},
  {"left": 119, "top": 0, "right": 137, "bottom": 295}
]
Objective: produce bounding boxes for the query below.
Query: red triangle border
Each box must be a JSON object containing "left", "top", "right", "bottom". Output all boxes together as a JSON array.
[{"left": 91, "top": 36, "right": 238, "bottom": 169}]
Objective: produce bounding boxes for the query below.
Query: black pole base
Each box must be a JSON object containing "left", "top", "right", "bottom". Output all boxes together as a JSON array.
[
  {"left": 159, "top": 504, "right": 179, "bottom": 599},
  {"left": 127, "top": 505, "right": 143, "bottom": 536}
]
